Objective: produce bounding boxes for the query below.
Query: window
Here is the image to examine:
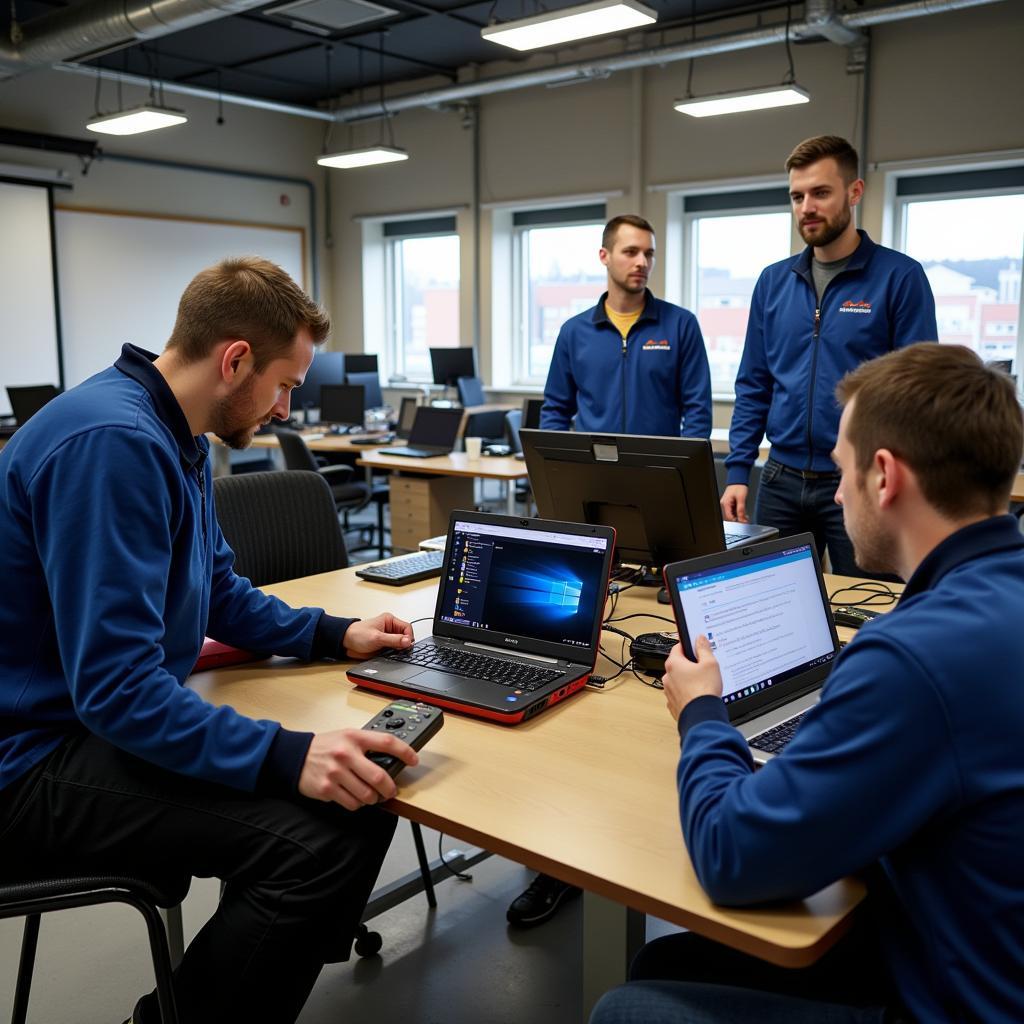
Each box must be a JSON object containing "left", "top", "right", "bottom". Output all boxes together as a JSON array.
[
  {"left": 512, "top": 205, "right": 606, "bottom": 385},
  {"left": 895, "top": 167, "right": 1024, "bottom": 364},
  {"left": 682, "top": 189, "right": 792, "bottom": 398},
  {"left": 383, "top": 216, "right": 460, "bottom": 380}
]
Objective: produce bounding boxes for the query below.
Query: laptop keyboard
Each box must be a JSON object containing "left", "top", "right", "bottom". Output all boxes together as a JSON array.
[
  {"left": 723, "top": 528, "right": 747, "bottom": 545},
  {"left": 749, "top": 710, "right": 810, "bottom": 754},
  {"left": 389, "top": 642, "right": 564, "bottom": 692}
]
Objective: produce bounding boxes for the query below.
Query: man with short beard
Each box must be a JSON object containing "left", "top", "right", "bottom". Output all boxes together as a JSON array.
[
  {"left": 0, "top": 257, "right": 419, "bottom": 1024},
  {"left": 721, "top": 135, "right": 936, "bottom": 577}
]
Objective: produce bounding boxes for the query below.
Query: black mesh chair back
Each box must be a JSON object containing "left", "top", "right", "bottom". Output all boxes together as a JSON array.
[
  {"left": 214, "top": 471, "right": 348, "bottom": 587},
  {"left": 274, "top": 427, "right": 322, "bottom": 473}
]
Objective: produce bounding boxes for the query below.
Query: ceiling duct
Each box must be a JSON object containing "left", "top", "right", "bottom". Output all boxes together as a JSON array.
[{"left": 0, "top": 0, "right": 273, "bottom": 79}]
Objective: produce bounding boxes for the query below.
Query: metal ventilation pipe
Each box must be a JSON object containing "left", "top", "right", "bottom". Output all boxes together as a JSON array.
[{"left": 0, "top": 0, "right": 271, "bottom": 78}]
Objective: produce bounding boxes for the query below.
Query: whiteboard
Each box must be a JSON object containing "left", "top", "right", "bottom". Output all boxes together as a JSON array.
[
  {"left": 55, "top": 209, "right": 305, "bottom": 386},
  {"left": 0, "top": 181, "right": 61, "bottom": 417}
]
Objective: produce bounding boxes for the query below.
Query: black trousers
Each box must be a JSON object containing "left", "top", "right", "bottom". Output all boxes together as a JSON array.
[{"left": 0, "top": 732, "right": 397, "bottom": 1023}]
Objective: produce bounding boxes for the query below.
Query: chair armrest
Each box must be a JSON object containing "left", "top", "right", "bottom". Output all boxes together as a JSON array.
[{"left": 320, "top": 464, "right": 355, "bottom": 484}]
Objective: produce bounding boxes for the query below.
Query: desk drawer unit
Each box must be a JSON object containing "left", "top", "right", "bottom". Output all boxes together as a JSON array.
[{"left": 389, "top": 474, "right": 473, "bottom": 550}]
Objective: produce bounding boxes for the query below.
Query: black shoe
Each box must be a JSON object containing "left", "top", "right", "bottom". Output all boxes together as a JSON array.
[{"left": 506, "top": 873, "right": 581, "bottom": 928}]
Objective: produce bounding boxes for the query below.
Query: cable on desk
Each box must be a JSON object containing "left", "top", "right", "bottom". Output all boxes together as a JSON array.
[
  {"left": 828, "top": 581, "right": 900, "bottom": 609},
  {"left": 605, "top": 612, "right": 676, "bottom": 627}
]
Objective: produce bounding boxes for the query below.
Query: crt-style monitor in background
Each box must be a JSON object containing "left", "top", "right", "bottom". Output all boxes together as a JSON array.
[
  {"left": 319, "top": 384, "right": 365, "bottom": 428},
  {"left": 520, "top": 429, "right": 728, "bottom": 572},
  {"left": 430, "top": 347, "right": 476, "bottom": 387},
  {"left": 290, "top": 351, "right": 344, "bottom": 413},
  {"left": 343, "top": 353, "right": 379, "bottom": 374},
  {"left": 345, "top": 370, "right": 384, "bottom": 410}
]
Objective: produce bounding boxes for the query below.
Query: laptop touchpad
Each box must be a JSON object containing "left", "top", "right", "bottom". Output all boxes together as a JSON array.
[{"left": 409, "top": 669, "right": 465, "bottom": 692}]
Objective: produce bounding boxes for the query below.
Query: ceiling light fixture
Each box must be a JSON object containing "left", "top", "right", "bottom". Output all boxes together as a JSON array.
[
  {"left": 674, "top": 83, "right": 809, "bottom": 118},
  {"left": 482, "top": 0, "right": 657, "bottom": 52},
  {"left": 86, "top": 104, "right": 188, "bottom": 135},
  {"left": 317, "top": 145, "right": 409, "bottom": 168}
]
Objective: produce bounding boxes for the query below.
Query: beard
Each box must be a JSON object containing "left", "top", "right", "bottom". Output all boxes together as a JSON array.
[
  {"left": 844, "top": 491, "right": 897, "bottom": 576},
  {"left": 210, "top": 375, "right": 265, "bottom": 450},
  {"left": 799, "top": 200, "right": 852, "bottom": 248}
]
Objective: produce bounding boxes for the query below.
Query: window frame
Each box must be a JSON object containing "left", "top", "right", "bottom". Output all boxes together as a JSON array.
[
  {"left": 885, "top": 158, "right": 1024, "bottom": 378},
  {"left": 509, "top": 205, "right": 607, "bottom": 388}
]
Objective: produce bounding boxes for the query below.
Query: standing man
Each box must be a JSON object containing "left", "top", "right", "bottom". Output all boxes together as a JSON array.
[
  {"left": 592, "top": 343, "right": 1024, "bottom": 1023},
  {"left": 0, "top": 257, "right": 419, "bottom": 1024},
  {"left": 541, "top": 214, "right": 712, "bottom": 439},
  {"left": 722, "top": 135, "right": 936, "bottom": 576}
]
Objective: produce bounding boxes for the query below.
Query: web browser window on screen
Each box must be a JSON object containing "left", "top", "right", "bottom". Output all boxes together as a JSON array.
[{"left": 674, "top": 545, "right": 835, "bottom": 703}]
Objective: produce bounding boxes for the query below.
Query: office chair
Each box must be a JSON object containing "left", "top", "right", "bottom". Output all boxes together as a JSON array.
[
  {"left": 212, "top": 471, "right": 437, "bottom": 948},
  {"left": 504, "top": 410, "right": 531, "bottom": 505},
  {"left": 0, "top": 872, "right": 189, "bottom": 1024},
  {"left": 213, "top": 470, "right": 349, "bottom": 584},
  {"left": 274, "top": 427, "right": 388, "bottom": 559},
  {"left": 457, "top": 377, "right": 505, "bottom": 444}
]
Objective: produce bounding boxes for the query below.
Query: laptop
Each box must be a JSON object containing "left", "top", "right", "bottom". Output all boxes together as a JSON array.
[
  {"left": 347, "top": 510, "right": 616, "bottom": 724},
  {"left": 663, "top": 532, "right": 841, "bottom": 764},
  {"left": 380, "top": 406, "right": 464, "bottom": 458},
  {"left": 7, "top": 384, "right": 61, "bottom": 427}
]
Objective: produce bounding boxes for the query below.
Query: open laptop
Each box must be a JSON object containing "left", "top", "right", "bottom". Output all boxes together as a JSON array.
[
  {"left": 348, "top": 510, "right": 616, "bottom": 724},
  {"left": 7, "top": 384, "right": 61, "bottom": 427},
  {"left": 663, "top": 532, "right": 841, "bottom": 764},
  {"left": 380, "top": 406, "right": 464, "bottom": 458}
]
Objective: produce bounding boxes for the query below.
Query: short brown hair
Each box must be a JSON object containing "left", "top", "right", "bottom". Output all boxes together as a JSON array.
[
  {"left": 167, "top": 256, "right": 330, "bottom": 370},
  {"left": 837, "top": 344, "right": 1023, "bottom": 518},
  {"left": 602, "top": 214, "right": 655, "bottom": 251},
  {"left": 785, "top": 135, "right": 859, "bottom": 184}
]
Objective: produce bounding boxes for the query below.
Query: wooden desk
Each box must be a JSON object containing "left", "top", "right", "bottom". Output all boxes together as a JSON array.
[
  {"left": 1013, "top": 472, "right": 1024, "bottom": 503},
  {"left": 190, "top": 569, "right": 866, "bottom": 1011},
  {"left": 247, "top": 430, "right": 393, "bottom": 454}
]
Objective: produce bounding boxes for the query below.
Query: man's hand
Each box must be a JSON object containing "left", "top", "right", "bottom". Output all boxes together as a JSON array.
[
  {"left": 720, "top": 484, "right": 749, "bottom": 523},
  {"left": 344, "top": 612, "right": 414, "bottom": 659},
  {"left": 298, "top": 729, "right": 418, "bottom": 810},
  {"left": 662, "top": 636, "right": 723, "bottom": 721}
]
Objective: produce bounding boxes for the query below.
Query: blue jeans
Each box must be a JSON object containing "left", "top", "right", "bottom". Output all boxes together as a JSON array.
[
  {"left": 589, "top": 929, "right": 901, "bottom": 1024},
  {"left": 755, "top": 458, "right": 860, "bottom": 577}
]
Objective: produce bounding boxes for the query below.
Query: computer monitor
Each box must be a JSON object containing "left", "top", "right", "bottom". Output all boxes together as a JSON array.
[
  {"left": 520, "top": 429, "right": 727, "bottom": 574},
  {"left": 430, "top": 347, "right": 476, "bottom": 388},
  {"left": 522, "top": 398, "right": 543, "bottom": 430},
  {"left": 6, "top": 384, "right": 61, "bottom": 426},
  {"left": 343, "top": 353, "right": 379, "bottom": 374},
  {"left": 345, "top": 371, "right": 383, "bottom": 410},
  {"left": 319, "top": 384, "right": 365, "bottom": 429},
  {"left": 290, "top": 351, "right": 344, "bottom": 415}
]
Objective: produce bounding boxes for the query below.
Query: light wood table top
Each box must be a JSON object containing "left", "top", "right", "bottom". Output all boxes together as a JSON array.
[
  {"left": 356, "top": 449, "right": 530, "bottom": 481},
  {"left": 1013, "top": 472, "right": 1024, "bottom": 503},
  {"left": 247, "top": 430, "right": 395, "bottom": 454},
  {"left": 190, "top": 569, "right": 871, "bottom": 967}
]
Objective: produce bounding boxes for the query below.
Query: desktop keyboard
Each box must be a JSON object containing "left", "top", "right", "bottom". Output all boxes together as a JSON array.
[
  {"left": 355, "top": 550, "right": 444, "bottom": 585},
  {"left": 748, "top": 710, "right": 810, "bottom": 754},
  {"left": 389, "top": 642, "right": 563, "bottom": 691}
]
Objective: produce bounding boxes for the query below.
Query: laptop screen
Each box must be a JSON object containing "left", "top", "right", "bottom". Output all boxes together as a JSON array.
[
  {"left": 669, "top": 541, "right": 837, "bottom": 705},
  {"left": 438, "top": 519, "right": 610, "bottom": 651},
  {"left": 409, "top": 407, "right": 463, "bottom": 448}
]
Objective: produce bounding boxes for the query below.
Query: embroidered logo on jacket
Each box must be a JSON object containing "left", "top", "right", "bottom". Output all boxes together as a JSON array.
[
  {"left": 642, "top": 339, "right": 671, "bottom": 349},
  {"left": 839, "top": 300, "right": 872, "bottom": 314}
]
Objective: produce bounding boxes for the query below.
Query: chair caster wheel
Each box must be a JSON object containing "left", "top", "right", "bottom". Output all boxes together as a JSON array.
[{"left": 354, "top": 926, "right": 383, "bottom": 957}]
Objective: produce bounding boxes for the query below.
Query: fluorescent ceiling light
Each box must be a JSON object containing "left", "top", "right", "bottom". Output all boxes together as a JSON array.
[
  {"left": 674, "top": 84, "right": 810, "bottom": 118},
  {"left": 86, "top": 105, "right": 188, "bottom": 136},
  {"left": 481, "top": 0, "right": 656, "bottom": 52},
  {"left": 317, "top": 146, "right": 409, "bottom": 169}
]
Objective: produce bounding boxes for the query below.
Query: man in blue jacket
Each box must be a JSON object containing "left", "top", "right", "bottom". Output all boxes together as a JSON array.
[
  {"left": 540, "top": 214, "right": 712, "bottom": 439},
  {"left": 592, "top": 343, "right": 1024, "bottom": 1023},
  {"left": 0, "top": 258, "right": 420, "bottom": 1024},
  {"left": 722, "top": 136, "right": 937, "bottom": 576}
]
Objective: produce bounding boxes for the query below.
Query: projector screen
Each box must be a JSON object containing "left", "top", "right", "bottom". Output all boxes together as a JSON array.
[{"left": 0, "top": 181, "right": 62, "bottom": 418}]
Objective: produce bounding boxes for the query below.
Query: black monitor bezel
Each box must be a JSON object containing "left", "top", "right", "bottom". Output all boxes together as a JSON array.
[{"left": 429, "top": 347, "right": 476, "bottom": 388}]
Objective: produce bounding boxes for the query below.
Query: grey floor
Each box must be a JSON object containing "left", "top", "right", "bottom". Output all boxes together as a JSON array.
[{"left": 0, "top": 480, "right": 682, "bottom": 1023}]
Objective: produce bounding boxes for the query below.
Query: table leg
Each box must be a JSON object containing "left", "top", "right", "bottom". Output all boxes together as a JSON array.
[
  {"left": 506, "top": 481, "right": 516, "bottom": 515},
  {"left": 581, "top": 891, "right": 646, "bottom": 1019}
]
